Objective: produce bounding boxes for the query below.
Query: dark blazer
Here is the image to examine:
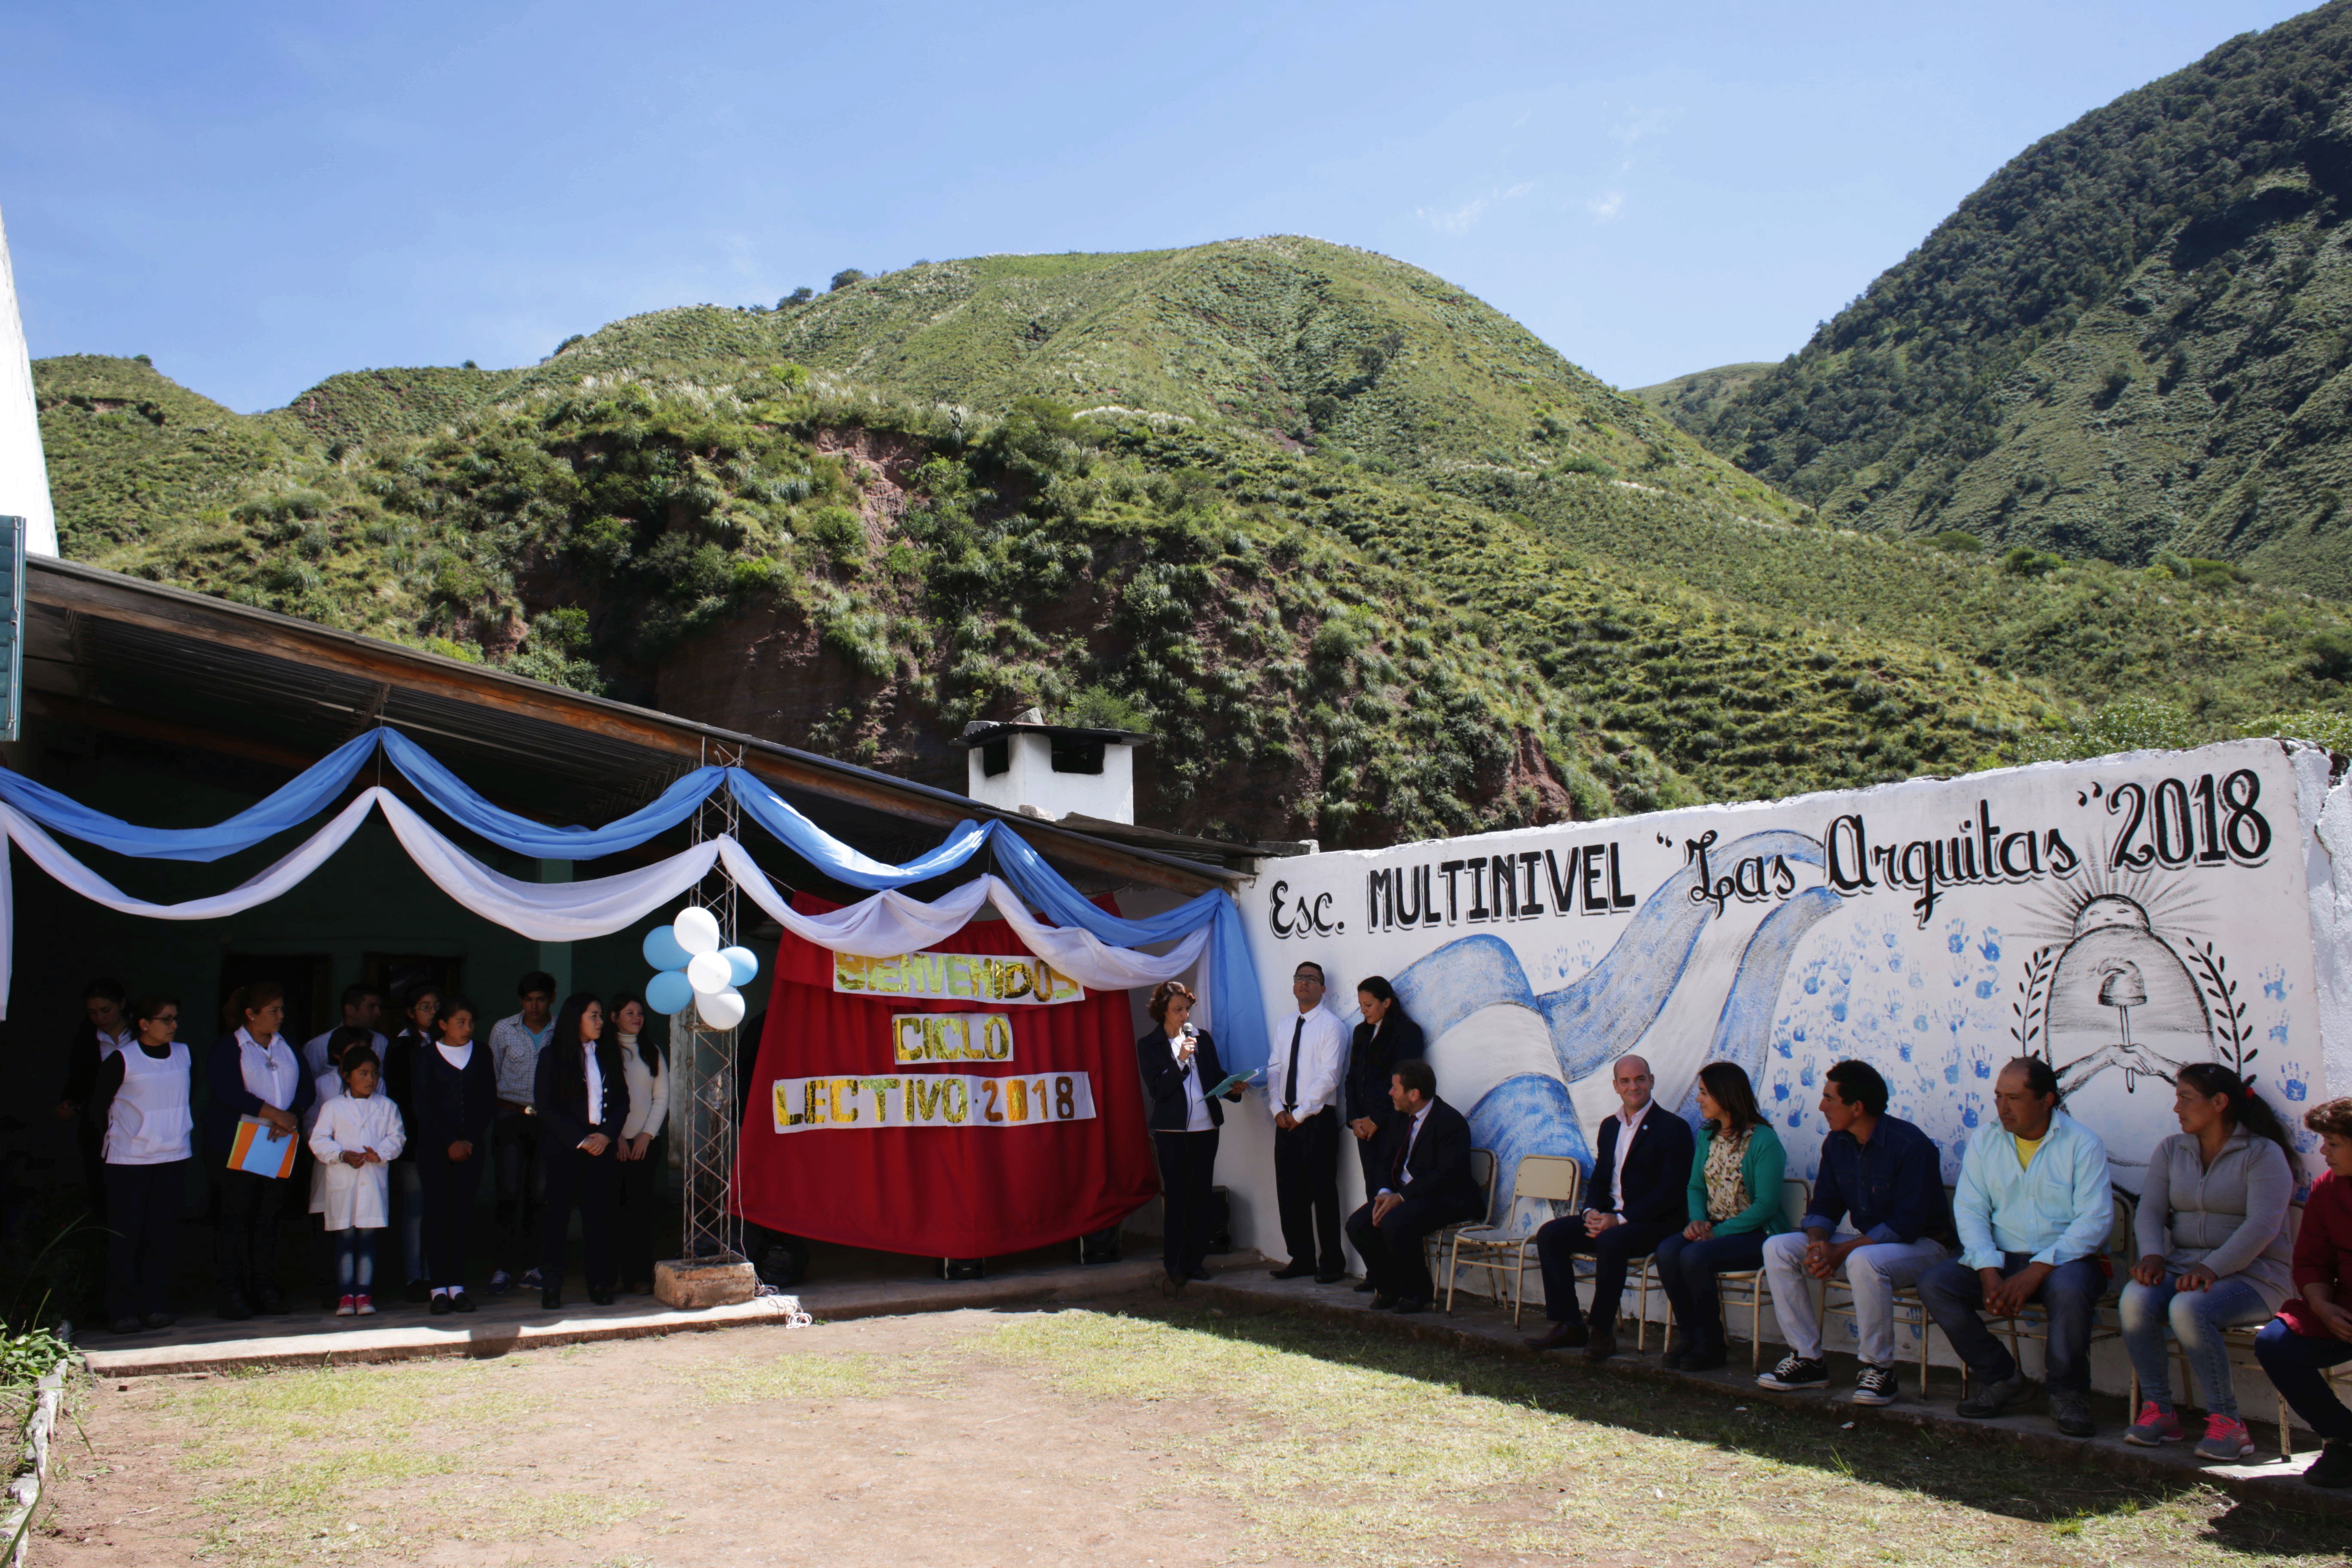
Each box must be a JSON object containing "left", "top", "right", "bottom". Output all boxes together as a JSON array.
[
  {"left": 201, "top": 1032, "right": 317, "bottom": 1159},
  {"left": 1376, "top": 1096, "right": 1483, "bottom": 1221},
  {"left": 1135, "top": 1028, "right": 1241, "bottom": 1133},
  {"left": 381, "top": 1028, "right": 431, "bottom": 1164},
  {"left": 1344, "top": 1014, "right": 1427, "bottom": 1126},
  {"left": 413, "top": 1039, "right": 498, "bottom": 1159},
  {"left": 535, "top": 1036, "right": 633, "bottom": 1154},
  {"left": 1586, "top": 1102, "right": 1696, "bottom": 1228}
]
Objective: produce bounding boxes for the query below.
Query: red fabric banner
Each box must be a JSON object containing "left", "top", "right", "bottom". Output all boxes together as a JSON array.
[{"left": 734, "top": 894, "right": 1159, "bottom": 1256}]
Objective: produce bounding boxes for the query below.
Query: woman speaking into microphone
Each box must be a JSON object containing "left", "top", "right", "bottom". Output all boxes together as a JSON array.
[{"left": 1135, "top": 980, "right": 1246, "bottom": 1293}]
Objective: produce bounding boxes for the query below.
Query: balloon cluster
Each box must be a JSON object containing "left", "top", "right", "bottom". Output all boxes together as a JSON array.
[{"left": 643, "top": 905, "right": 759, "bottom": 1029}]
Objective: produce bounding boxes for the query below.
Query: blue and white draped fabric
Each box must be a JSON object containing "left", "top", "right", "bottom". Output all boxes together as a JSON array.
[
  {"left": 989, "top": 828, "right": 1271, "bottom": 1077},
  {"left": 0, "top": 730, "right": 1267, "bottom": 1033},
  {"left": 379, "top": 729, "right": 723, "bottom": 860},
  {"left": 724, "top": 768, "right": 991, "bottom": 888},
  {"left": 0, "top": 729, "right": 382, "bottom": 861}
]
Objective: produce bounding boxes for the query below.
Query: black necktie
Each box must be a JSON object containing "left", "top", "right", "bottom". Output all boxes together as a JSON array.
[{"left": 1284, "top": 1017, "right": 1304, "bottom": 1115}]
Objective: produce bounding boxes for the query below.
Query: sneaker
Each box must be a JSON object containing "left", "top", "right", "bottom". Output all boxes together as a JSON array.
[
  {"left": 1757, "top": 1353, "right": 1828, "bottom": 1391},
  {"left": 2123, "top": 1403, "right": 2185, "bottom": 1446},
  {"left": 2050, "top": 1389, "right": 2095, "bottom": 1437},
  {"left": 1851, "top": 1364, "right": 1899, "bottom": 1406},
  {"left": 487, "top": 1270, "right": 513, "bottom": 1296},
  {"left": 2195, "top": 1414, "right": 2256, "bottom": 1461},
  {"left": 334, "top": 1295, "right": 358, "bottom": 1317},
  {"left": 2306, "top": 1439, "right": 2352, "bottom": 1488},
  {"left": 521, "top": 1268, "right": 544, "bottom": 1290},
  {"left": 354, "top": 1295, "right": 377, "bottom": 1317}
]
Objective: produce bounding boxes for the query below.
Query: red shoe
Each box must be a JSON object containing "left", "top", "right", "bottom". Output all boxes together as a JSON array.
[
  {"left": 353, "top": 1295, "right": 377, "bottom": 1317},
  {"left": 334, "top": 1295, "right": 358, "bottom": 1317},
  {"left": 2122, "top": 1402, "right": 2183, "bottom": 1446}
]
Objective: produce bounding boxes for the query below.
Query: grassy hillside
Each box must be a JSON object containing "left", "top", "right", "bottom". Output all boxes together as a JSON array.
[
  {"left": 1682, "top": 1, "right": 2352, "bottom": 597},
  {"left": 1632, "top": 363, "right": 1774, "bottom": 433},
  {"left": 32, "top": 237, "right": 2352, "bottom": 847}
]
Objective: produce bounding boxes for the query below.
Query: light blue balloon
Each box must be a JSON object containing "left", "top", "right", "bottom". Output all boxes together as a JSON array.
[
  {"left": 721, "top": 945, "right": 760, "bottom": 987},
  {"left": 642, "top": 925, "right": 691, "bottom": 971},
  {"left": 646, "top": 970, "right": 696, "bottom": 1015}
]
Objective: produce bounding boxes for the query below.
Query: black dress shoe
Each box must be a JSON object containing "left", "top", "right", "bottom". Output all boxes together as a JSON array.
[
  {"left": 1388, "top": 1298, "right": 1431, "bottom": 1314},
  {"left": 252, "top": 1292, "right": 289, "bottom": 1317},
  {"left": 1681, "top": 1346, "right": 1729, "bottom": 1372},
  {"left": 141, "top": 1312, "right": 175, "bottom": 1331},
  {"left": 451, "top": 1290, "right": 477, "bottom": 1314},
  {"left": 1352, "top": 1279, "right": 1376, "bottom": 1293},
  {"left": 588, "top": 1287, "right": 615, "bottom": 1305},
  {"left": 542, "top": 1286, "right": 564, "bottom": 1310},
  {"left": 108, "top": 1315, "right": 141, "bottom": 1335},
  {"left": 217, "top": 1296, "right": 253, "bottom": 1322},
  {"left": 1269, "top": 1262, "right": 1315, "bottom": 1279},
  {"left": 1185, "top": 1267, "right": 1212, "bottom": 1283},
  {"left": 1314, "top": 1272, "right": 1346, "bottom": 1286},
  {"left": 1585, "top": 1328, "right": 1619, "bottom": 1360},
  {"left": 429, "top": 1294, "right": 454, "bottom": 1316},
  {"left": 1522, "top": 1321, "right": 1588, "bottom": 1352}
]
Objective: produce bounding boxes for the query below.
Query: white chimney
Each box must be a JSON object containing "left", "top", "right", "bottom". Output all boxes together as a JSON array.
[{"left": 955, "top": 707, "right": 1149, "bottom": 825}]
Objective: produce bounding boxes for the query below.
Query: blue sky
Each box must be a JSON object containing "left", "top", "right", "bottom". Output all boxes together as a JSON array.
[{"left": 0, "top": 0, "right": 2316, "bottom": 413}]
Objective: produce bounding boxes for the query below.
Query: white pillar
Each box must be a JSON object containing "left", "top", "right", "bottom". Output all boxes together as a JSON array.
[{"left": 0, "top": 199, "right": 58, "bottom": 558}]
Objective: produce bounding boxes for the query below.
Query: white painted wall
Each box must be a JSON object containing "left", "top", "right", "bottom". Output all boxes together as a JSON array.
[{"left": 0, "top": 199, "right": 57, "bottom": 558}]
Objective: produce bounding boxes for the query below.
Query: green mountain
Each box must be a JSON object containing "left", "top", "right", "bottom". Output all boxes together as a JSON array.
[
  {"left": 1632, "top": 364, "right": 1775, "bottom": 433},
  {"left": 32, "top": 237, "right": 2352, "bottom": 847},
  {"left": 1676, "top": 1, "right": 2352, "bottom": 598}
]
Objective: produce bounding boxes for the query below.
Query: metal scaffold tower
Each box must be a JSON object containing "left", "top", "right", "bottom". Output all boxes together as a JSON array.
[{"left": 677, "top": 738, "right": 745, "bottom": 1268}]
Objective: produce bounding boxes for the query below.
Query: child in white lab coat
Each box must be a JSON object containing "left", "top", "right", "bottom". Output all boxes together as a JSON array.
[{"left": 309, "top": 1044, "right": 406, "bottom": 1315}]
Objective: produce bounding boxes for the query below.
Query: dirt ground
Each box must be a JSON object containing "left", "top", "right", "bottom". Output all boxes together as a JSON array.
[{"left": 28, "top": 1292, "right": 2352, "bottom": 1568}]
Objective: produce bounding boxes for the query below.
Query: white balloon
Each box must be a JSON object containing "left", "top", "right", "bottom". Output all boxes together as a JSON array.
[
  {"left": 696, "top": 985, "right": 746, "bottom": 1030},
  {"left": 686, "top": 951, "right": 733, "bottom": 995},
  {"left": 673, "top": 905, "right": 723, "bottom": 955}
]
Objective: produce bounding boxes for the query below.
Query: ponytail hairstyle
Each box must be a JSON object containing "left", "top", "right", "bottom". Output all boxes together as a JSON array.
[
  {"left": 2177, "top": 1063, "right": 2300, "bottom": 1179},
  {"left": 224, "top": 980, "right": 286, "bottom": 1034}
]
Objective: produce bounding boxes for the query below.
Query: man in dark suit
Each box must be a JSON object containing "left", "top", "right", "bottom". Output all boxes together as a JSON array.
[
  {"left": 1524, "top": 1054, "right": 1694, "bottom": 1360},
  {"left": 1342, "top": 1059, "right": 1482, "bottom": 1313}
]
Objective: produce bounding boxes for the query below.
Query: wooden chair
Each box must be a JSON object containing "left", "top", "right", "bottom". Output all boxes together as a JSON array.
[
  {"left": 1445, "top": 1155, "right": 1581, "bottom": 1324},
  {"left": 1422, "top": 1148, "right": 1497, "bottom": 1280},
  {"left": 1817, "top": 1183, "right": 1958, "bottom": 1394}
]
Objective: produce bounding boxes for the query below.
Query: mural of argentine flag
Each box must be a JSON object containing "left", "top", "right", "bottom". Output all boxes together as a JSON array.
[{"left": 1230, "top": 739, "right": 2347, "bottom": 1256}]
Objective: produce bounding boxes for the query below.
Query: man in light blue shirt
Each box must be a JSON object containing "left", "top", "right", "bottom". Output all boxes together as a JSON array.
[{"left": 1917, "top": 1056, "right": 2113, "bottom": 1437}]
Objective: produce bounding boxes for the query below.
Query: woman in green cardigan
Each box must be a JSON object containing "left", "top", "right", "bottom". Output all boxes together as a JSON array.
[{"left": 1654, "top": 1062, "right": 1792, "bottom": 1370}]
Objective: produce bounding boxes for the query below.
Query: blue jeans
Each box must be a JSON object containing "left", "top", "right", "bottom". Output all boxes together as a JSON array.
[
  {"left": 1916, "top": 1252, "right": 2106, "bottom": 1393},
  {"left": 2118, "top": 1274, "right": 2270, "bottom": 1419},
  {"left": 2256, "top": 1320, "right": 2352, "bottom": 1443},
  {"left": 1653, "top": 1228, "right": 1767, "bottom": 1350},
  {"left": 333, "top": 1228, "right": 378, "bottom": 1295}
]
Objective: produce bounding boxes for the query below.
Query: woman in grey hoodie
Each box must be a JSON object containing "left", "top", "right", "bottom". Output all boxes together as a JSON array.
[{"left": 2120, "top": 1064, "right": 2298, "bottom": 1460}]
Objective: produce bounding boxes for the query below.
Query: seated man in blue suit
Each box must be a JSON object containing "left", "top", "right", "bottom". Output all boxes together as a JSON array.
[
  {"left": 1524, "top": 1054, "right": 1694, "bottom": 1360},
  {"left": 1342, "top": 1059, "right": 1483, "bottom": 1313}
]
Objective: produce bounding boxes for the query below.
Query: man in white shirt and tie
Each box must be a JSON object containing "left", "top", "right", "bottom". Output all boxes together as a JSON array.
[{"left": 1268, "top": 961, "right": 1351, "bottom": 1284}]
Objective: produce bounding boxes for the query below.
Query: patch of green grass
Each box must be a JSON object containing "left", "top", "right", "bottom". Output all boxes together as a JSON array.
[{"left": 986, "top": 1304, "right": 2346, "bottom": 1568}]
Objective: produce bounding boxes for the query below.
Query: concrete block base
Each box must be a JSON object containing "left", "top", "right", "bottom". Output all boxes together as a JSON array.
[{"left": 655, "top": 1259, "right": 757, "bottom": 1311}]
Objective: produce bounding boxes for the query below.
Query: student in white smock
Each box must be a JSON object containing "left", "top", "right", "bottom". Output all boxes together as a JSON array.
[
  {"left": 309, "top": 1043, "right": 407, "bottom": 1316},
  {"left": 96, "top": 993, "right": 194, "bottom": 1333}
]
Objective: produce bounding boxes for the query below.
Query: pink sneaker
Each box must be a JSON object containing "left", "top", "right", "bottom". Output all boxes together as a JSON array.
[
  {"left": 2196, "top": 1414, "right": 2256, "bottom": 1461},
  {"left": 353, "top": 1295, "right": 377, "bottom": 1317},
  {"left": 2123, "top": 1402, "right": 2184, "bottom": 1446},
  {"left": 334, "top": 1295, "right": 358, "bottom": 1317}
]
